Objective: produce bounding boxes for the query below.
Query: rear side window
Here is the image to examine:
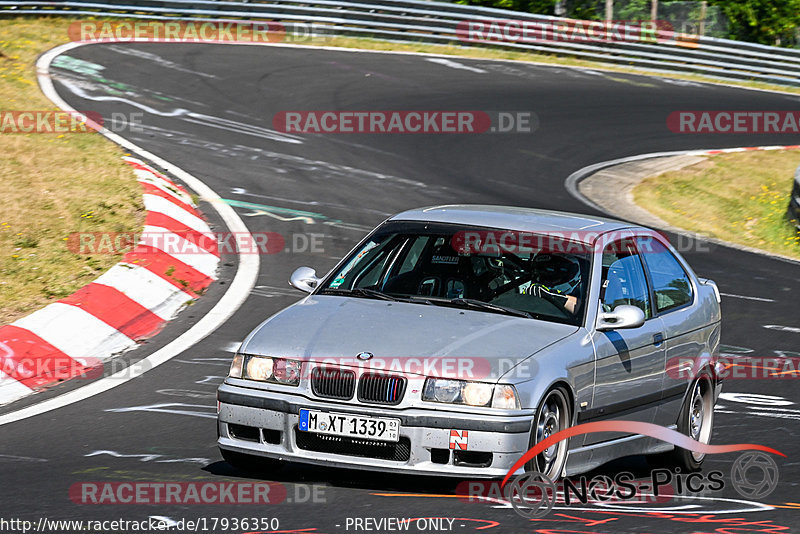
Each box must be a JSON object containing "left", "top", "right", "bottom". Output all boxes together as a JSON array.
[
  {"left": 637, "top": 237, "right": 693, "bottom": 313},
  {"left": 600, "top": 239, "right": 652, "bottom": 319}
]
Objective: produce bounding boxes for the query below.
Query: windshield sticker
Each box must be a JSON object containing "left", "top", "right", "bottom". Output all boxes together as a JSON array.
[
  {"left": 431, "top": 255, "right": 459, "bottom": 264},
  {"left": 331, "top": 240, "right": 379, "bottom": 287}
]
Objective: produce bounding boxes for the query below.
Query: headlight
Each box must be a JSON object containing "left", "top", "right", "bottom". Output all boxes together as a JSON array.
[
  {"left": 246, "top": 356, "right": 274, "bottom": 381},
  {"left": 463, "top": 382, "right": 493, "bottom": 406},
  {"left": 229, "top": 353, "right": 244, "bottom": 378},
  {"left": 423, "top": 378, "right": 517, "bottom": 408},
  {"left": 230, "top": 354, "right": 301, "bottom": 386},
  {"left": 426, "top": 378, "right": 462, "bottom": 403}
]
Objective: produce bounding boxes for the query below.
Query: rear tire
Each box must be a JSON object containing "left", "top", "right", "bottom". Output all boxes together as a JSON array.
[
  {"left": 671, "top": 376, "right": 714, "bottom": 472},
  {"left": 525, "top": 387, "right": 571, "bottom": 480}
]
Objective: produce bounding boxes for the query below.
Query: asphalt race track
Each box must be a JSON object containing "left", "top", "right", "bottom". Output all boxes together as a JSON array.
[{"left": 1, "top": 42, "right": 800, "bottom": 533}]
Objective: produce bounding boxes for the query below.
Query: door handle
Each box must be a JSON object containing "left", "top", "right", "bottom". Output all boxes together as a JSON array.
[{"left": 653, "top": 333, "right": 664, "bottom": 347}]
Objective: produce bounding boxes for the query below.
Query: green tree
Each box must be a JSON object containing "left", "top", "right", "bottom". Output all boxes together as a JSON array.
[
  {"left": 455, "top": 0, "right": 606, "bottom": 19},
  {"left": 709, "top": 0, "right": 800, "bottom": 46},
  {"left": 455, "top": 0, "right": 558, "bottom": 14}
]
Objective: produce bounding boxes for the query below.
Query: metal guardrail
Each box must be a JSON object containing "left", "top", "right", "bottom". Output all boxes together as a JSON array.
[{"left": 3, "top": 0, "right": 800, "bottom": 86}]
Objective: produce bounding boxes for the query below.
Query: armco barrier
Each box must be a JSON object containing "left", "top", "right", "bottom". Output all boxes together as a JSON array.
[{"left": 2, "top": 0, "right": 800, "bottom": 86}]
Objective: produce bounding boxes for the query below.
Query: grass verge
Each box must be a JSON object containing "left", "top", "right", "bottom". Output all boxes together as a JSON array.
[
  {"left": 0, "top": 18, "right": 143, "bottom": 325},
  {"left": 633, "top": 151, "right": 800, "bottom": 260}
]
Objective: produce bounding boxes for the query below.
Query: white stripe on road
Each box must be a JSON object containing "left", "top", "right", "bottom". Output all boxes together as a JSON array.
[
  {"left": 13, "top": 303, "right": 136, "bottom": 361},
  {"left": 764, "top": 324, "right": 800, "bottom": 333},
  {"left": 222, "top": 341, "right": 242, "bottom": 353},
  {"left": 720, "top": 293, "right": 775, "bottom": 303},
  {"left": 426, "top": 58, "right": 487, "bottom": 74},
  {"left": 93, "top": 263, "right": 192, "bottom": 320}
]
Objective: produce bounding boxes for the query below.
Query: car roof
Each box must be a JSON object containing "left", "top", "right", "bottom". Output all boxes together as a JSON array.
[{"left": 388, "top": 205, "right": 639, "bottom": 244}]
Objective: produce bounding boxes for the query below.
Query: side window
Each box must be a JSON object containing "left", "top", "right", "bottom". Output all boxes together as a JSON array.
[
  {"left": 637, "top": 237, "right": 693, "bottom": 312},
  {"left": 601, "top": 239, "right": 652, "bottom": 319}
]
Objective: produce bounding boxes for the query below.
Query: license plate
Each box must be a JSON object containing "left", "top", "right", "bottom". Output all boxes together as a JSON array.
[{"left": 298, "top": 409, "right": 400, "bottom": 442}]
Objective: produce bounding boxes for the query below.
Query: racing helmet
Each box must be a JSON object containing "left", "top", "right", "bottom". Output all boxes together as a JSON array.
[{"left": 531, "top": 253, "right": 582, "bottom": 294}]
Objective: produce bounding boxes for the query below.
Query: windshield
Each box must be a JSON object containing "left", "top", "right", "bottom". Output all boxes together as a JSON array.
[{"left": 319, "top": 222, "right": 591, "bottom": 326}]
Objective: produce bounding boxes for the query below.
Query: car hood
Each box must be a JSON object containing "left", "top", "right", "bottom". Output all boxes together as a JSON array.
[{"left": 240, "top": 295, "right": 579, "bottom": 381}]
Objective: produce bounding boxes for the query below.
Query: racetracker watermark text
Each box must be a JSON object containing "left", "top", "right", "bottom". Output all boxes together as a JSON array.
[
  {"left": 67, "top": 232, "right": 324, "bottom": 255},
  {"left": 0, "top": 517, "right": 282, "bottom": 533},
  {"left": 0, "top": 111, "right": 145, "bottom": 134},
  {"left": 451, "top": 230, "right": 712, "bottom": 254},
  {"left": 668, "top": 111, "right": 800, "bottom": 134},
  {"left": 671, "top": 355, "right": 800, "bottom": 380},
  {"left": 69, "top": 20, "right": 333, "bottom": 44},
  {"left": 285, "top": 356, "right": 532, "bottom": 380},
  {"left": 70, "top": 481, "right": 288, "bottom": 505},
  {"left": 456, "top": 19, "right": 699, "bottom": 46},
  {"left": 272, "top": 111, "right": 537, "bottom": 134}
]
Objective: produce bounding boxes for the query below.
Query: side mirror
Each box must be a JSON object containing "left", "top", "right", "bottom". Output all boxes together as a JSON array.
[
  {"left": 289, "top": 266, "right": 320, "bottom": 293},
  {"left": 596, "top": 305, "right": 646, "bottom": 331}
]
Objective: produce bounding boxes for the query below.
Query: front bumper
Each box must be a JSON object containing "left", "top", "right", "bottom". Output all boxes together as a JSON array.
[{"left": 217, "top": 382, "right": 532, "bottom": 478}]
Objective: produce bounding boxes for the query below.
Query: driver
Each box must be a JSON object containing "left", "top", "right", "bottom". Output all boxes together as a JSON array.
[{"left": 524, "top": 254, "right": 582, "bottom": 314}]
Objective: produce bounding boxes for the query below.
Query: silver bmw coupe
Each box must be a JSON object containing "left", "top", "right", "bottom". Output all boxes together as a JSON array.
[{"left": 217, "top": 205, "right": 722, "bottom": 479}]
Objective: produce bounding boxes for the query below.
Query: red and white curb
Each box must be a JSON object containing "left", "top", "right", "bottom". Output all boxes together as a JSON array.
[{"left": 0, "top": 157, "right": 220, "bottom": 405}]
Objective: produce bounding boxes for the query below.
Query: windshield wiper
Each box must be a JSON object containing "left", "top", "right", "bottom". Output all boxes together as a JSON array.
[
  {"left": 351, "top": 288, "right": 403, "bottom": 301},
  {"left": 318, "top": 289, "right": 529, "bottom": 317},
  {"left": 319, "top": 287, "right": 408, "bottom": 302},
  {"left": 448, "top": 298, "right": 533, "bottom": 319}
]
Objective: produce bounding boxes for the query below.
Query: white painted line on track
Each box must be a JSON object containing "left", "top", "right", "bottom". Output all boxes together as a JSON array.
[
  {"left": 764, "top": 324, "right": 800, "bottom": 333},
  {"left": 425, "top": 57, "right": 487, "bottom": 73},
  {"left": 720, "top": 293, "right": 776, "bottom": 303},
  {"left": 0, "top": 41, "right": 259, "bottom": 427},
  {"left": 222, "top": 341, "right": 242, "bottom": 353}
]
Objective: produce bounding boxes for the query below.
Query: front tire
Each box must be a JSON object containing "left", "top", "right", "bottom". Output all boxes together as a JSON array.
[
  {"left": 526, "top": 387, "right": 571, "bottom": 480},
  {"left": 672, "top": 376, "right": 715, "bottom": 471}
]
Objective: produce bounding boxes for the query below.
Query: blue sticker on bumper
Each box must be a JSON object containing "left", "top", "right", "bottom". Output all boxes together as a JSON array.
[{"left": 298, "top": 409, "right": 309, "bottom": 431}]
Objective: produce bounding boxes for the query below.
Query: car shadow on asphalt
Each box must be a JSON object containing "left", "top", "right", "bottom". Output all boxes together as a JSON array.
[{"left": 202, "top": 453, "right": 660, "bottom": 495}]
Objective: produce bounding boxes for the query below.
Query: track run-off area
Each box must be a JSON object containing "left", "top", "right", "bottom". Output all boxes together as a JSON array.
[{"left": 1, "top": 41, "right": 799, "bottom": 534}]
